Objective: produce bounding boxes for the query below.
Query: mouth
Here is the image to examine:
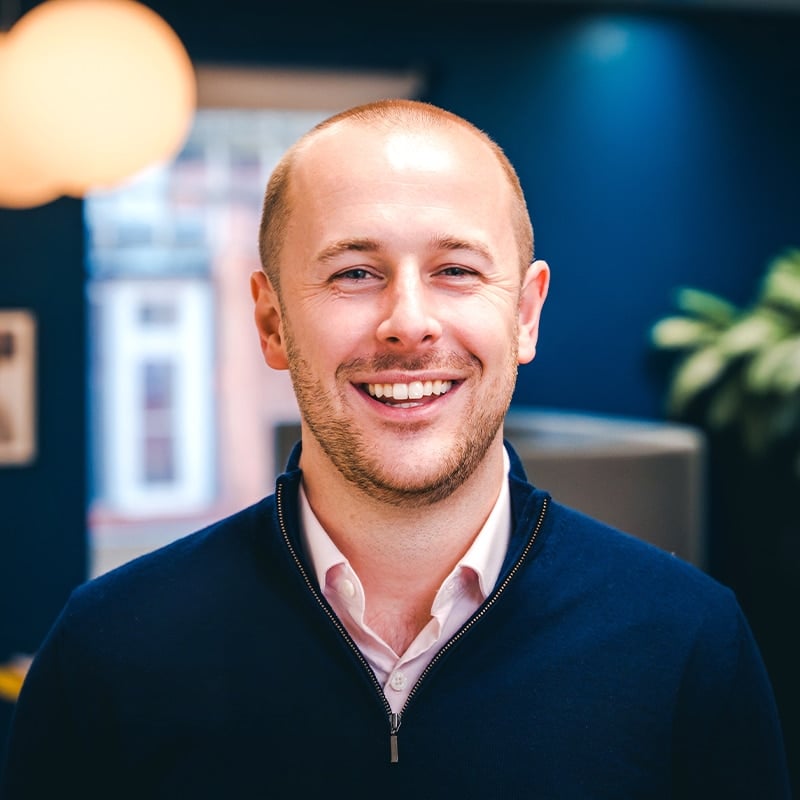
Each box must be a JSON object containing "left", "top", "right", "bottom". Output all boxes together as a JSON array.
[{"left": 362, "top": 379, "right": 454, "bottom": 408}]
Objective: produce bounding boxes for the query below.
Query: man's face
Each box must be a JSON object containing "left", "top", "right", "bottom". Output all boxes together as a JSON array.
[{"left": 253, "top": 122, "right": 548, "bottom": 505}]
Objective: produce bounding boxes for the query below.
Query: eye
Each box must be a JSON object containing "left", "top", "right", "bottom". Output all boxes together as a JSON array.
[
  {"left": 328, "top": 266, "right": 384, "bottom": 293},
  {"left": 436, "top": 265, "right": 479, "bottom": 279},
  {"left": 333, "top": 267, "right": 376, "bottom": 282}
]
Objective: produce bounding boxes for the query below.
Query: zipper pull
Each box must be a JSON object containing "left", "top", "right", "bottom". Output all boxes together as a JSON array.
[{"left": 389, "top": 712, "right": 402, "bottom": 764}]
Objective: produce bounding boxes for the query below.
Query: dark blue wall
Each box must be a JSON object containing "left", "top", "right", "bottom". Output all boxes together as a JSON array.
[
  {"left": 2, "top": 0, "right": 800, "bottom": 771},
  {"left": 0, "top": 198, "right": 87, "bottom": 751},
  {"left": 154, "top": 0, "right": 800, "bottom": 417}
]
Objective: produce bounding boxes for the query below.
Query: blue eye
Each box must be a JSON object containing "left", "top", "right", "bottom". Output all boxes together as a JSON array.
[
  {"left": 336, "top": 268, "right": 372, "bottom": 281},
  {"left": 439, "top": 266, "right": 475, "bottom": 277}
]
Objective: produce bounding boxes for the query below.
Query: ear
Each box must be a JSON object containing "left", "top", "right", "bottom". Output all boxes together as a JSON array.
[
  {"left": 251, "top": 270, "right": 289, "bottom": 370},
  {"left": 517, "top": 259, "right": 550, "bottom": 365}
]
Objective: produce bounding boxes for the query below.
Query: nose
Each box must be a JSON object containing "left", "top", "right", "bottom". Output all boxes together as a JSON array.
[{"left": 376, "top": 268, "right": 443, "bottom": 349}]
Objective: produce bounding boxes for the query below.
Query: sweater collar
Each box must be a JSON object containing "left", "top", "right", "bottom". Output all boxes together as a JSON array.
[{"left": 278, "top": 438, "right": 550, "bottom": 593}]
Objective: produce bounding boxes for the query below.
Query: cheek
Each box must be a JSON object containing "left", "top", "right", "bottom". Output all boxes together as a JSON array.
[
  {"left": 449, "top": 296, "right": 519, "bottom": 349},
  {"left": 319, "top": 299, "right": 387, "bottom": 347},
  {"left": 293, "top": 309, "right": 371, "bottom": 373},
  {"left": 339, "top": 309, "right": 378, "bottom": 343}
]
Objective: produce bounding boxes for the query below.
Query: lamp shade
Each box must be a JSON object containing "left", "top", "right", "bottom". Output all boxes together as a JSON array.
[
  {"left": 0, "top": 0, "right": 195, "bottom": 207},
  {"left": 0, "top": 32, "right": 61, "bottom": 208}
]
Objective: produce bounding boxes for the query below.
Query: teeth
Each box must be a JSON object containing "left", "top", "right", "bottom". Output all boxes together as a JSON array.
[{"left": 366, "top": 380, "right": 453, "bottom": 401}]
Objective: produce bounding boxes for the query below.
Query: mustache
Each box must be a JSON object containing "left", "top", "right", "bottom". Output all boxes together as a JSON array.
[{"left": 337, "top": 351, "right": 480, "bottom": 377}]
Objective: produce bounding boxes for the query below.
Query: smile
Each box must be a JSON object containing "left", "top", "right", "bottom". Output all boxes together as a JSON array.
[{"left": 364, "top": 379, "right": 453, "bottom": 405}]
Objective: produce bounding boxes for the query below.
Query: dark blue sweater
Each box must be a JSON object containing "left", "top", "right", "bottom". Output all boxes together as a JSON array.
[{"left": 2, "top": 445, "right": 790, "bottom": 798}]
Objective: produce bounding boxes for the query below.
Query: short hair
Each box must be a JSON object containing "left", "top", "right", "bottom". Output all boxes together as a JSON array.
[{"left": 258, "top": 99, "right": 534, "bottom": 293}]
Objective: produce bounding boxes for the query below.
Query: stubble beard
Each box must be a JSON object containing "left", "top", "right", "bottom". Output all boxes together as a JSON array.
[{"left": 282, "top": 321, "right": 519, "bottom": 508}]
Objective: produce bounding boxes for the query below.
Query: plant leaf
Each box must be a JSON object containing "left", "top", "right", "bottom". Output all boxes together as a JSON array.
[
  {"left": 761, "top": 251, "right": 800, "bottom": 312},
  {"left": 775, "top": 346, "right": 800, "bottom": 394},
  {"left": 668, "top": 346, "right": 730, "bottom": 415},
  {"left": 674, "top": 287, "right": 739, "bottom": 325},
  {"left": 706, "top": 373, "right": 743, "bottom": 429},
  {"left": 716, "top": 311, "right": 787, "bottom": 357},
  {"left": 747, "top": 335, "right": 800, "bottom": 394},
  {"left": 650, "top": 317, "right": 716, "bottom": 349}
]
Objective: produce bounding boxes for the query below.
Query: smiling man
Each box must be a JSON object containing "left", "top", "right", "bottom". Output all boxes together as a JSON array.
[
  {"left": 2, "top": 100, "right": 790, "bottom": 798},
  {"left": 250, "top": 104, "right": 548, "bottom": 661}
]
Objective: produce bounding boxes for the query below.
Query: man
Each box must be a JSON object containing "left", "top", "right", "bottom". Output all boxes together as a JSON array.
[{"left": 1, "top": 100, "right": 790, "bottom": 797}]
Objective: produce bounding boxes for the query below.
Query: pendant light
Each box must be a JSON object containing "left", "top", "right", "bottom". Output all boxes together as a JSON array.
[{"left": 0, "top": 0, "right": 196, "bottom": 209}]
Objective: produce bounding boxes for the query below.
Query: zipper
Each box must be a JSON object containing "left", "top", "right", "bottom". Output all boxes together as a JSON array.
[
  {"left": 389, "top": 712, "right": 402, "bottom": 763},
  {"left": 398, "top": 494, "right": 549, "bottom": 718},
  {"left": 275, "top": 478, "right": 549, "bottom": 765},
  {"left": 275, "top": 480, "right": 398, "bottom": 760}
]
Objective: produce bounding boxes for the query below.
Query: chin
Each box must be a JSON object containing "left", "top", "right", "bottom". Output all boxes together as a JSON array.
[{"left": 351, "top": 450, "right": 483, "bottom": 507}]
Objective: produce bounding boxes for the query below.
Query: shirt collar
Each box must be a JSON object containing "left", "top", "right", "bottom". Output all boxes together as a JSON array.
[
  {"left": 298, "top": 446, "right": 512, "bottom": 602},
  {"left": 457, "top": 445, "right": 512, "bottom": 597}
]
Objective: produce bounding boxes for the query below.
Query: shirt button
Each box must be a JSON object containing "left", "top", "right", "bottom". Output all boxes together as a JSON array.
[
  {"left": 389, "top": 671, "right": 407, "bottom": 691},
  {"left": 340, "top": 579, "right": 355, "bottom": 598}
]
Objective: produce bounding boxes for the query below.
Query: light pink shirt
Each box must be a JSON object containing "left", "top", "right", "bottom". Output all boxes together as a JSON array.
[{"left": 298, "top": 448, "right": 512, "bottom": 714}]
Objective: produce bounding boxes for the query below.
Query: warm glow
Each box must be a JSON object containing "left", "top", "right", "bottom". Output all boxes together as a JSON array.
[
  {"left": 0, "top": 32, "right": 61, "bottom": 208},
  {"left": 0, "top": 0, "right": 196, "bottom": 208}
]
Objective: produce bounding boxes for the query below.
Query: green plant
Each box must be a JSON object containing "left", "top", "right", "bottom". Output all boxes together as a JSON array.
[{"left": 651, "top": 249, "right": 800, "bottom": 474}]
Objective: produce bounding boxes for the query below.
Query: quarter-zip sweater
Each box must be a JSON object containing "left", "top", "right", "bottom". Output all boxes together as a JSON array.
[
  {"left": 297, "top": 447, "right": 512, "bottom": 716},
  {"left": 2, "top": 444, "right": 790, "bottom": 798}
]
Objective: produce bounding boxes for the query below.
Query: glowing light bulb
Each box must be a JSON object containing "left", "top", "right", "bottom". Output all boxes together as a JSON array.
[{"left": 0, "top": 0, "right": 196, "bottom": 209}]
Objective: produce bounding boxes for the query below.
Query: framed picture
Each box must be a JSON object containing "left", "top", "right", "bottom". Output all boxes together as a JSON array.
[{"left": 0, "top": 310, "right": 37, "bottom": 465}]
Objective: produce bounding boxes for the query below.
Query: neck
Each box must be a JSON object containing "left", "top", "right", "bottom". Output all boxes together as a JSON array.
[{"left": 299, "top": 433, "right": 507, "bottom": 651}]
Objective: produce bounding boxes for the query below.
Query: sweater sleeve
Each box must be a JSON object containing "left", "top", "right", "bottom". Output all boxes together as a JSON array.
[{"left": 671, "top": 596, "right": 790, "bottom": 798}]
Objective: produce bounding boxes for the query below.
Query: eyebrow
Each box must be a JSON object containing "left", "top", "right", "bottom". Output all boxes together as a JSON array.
[
  {"left": 313, "top": 234, "right": 494, "bottom": 264},
  {"left": 428, "top": 234, "right": 493, "bottom": 263},
  {"left": 315, "top": 238, "right": 382, "bottom": 263}
]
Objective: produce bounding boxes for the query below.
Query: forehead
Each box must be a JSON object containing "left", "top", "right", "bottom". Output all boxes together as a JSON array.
[{"left": 287, "top": 121, "right": 514, "bottom": 229}]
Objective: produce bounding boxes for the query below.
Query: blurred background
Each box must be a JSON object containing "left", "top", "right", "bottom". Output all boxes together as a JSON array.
[{"left": 2, "top": 0, "right": 799, "bottom": 788}]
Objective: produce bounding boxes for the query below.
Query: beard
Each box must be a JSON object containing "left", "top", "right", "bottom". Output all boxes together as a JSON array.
[{"left": 282, "top": 320, "right": 519, "bottom": 508}]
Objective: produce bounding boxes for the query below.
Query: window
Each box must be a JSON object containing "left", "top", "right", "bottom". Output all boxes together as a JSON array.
[
  {"left": 86, "top": 109, "right": 326, "bottom": 576},
  {"left": 85, "top": 68, "right": 422, "bottom": 577}
]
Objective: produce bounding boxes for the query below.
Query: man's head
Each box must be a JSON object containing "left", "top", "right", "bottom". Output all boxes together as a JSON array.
[
  {"left": 252, "top": 99, "right": 548, "bottom": 505},
  {"left": 258, "top": 99, "right": 534, "bottom": 296}
]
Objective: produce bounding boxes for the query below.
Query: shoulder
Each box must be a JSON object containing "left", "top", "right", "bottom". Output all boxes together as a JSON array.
[
  {"left": 506, "top": 498, "right": 789, "bottom": 795},
  {"left": 522, "top": 498, "right": 744, "bottom": 658},
  {"left": 505, "top": 462, "right": 737, "bottom": 630},
  {"left": 59, "top": 495, "right": 281, "bottom": 645},
  {"left": 545, "top": 498, "right": 725, "bottom": 591},
  {"left": 89, "top": 495, "right": 275, "bottom": 584},
  {"left": 516, "top": 493, "right": 772, "bottom": 690}
]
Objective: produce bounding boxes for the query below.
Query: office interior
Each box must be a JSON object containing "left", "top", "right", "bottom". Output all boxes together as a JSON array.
[{"left": 2, "top": 0, "right": 799, "bottom": 788}]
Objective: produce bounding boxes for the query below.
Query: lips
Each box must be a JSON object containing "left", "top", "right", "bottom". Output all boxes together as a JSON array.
[{"left": 365, "top": 379, "right": 453, "bottom": 403}]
